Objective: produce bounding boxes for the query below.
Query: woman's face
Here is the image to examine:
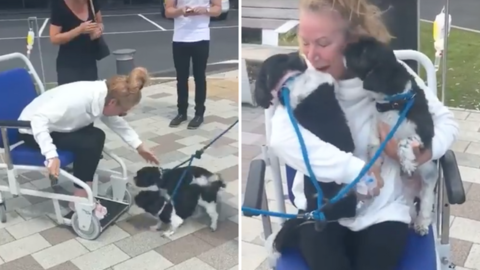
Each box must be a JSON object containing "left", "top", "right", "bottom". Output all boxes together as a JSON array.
[
  {"left": 298, "top": 9, "right": 349, "bottom": 80},
  {"left": 103, "top": 98, "right": 132, "bottom": 116}
]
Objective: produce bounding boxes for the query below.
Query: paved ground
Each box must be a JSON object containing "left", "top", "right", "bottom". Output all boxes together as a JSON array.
[
  {"left": 0, "top": 70, "right": 239, "bottom": 270},
  {"left": 0, "top": 9, "right": 239, "bottom": 83},
  {"left": 240, "top": 45, "right": 480, "bottom": 270}
]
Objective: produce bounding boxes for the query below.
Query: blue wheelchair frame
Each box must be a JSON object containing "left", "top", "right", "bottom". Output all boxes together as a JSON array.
[
  {"left": 0, "top": 53, "right": 132, "bottom": 240},
  {"left": 242, "top": 50, "right": 466, "bottom": 270}
]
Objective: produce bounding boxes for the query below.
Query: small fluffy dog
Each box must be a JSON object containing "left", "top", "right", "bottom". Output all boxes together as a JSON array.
[
  {"left": 254, "top": 52, "right": 358, "bottom": 215},
  {"left": 255, "top": 52, "right": 359, "bottom": 269},
  {"left": 133, "top": 166, "right": 225, "bottom": 235},
  {"left": 134, "top": 166, "right": 216, "bottom": 193},
  {"left": 344, "top": 36, "right": 437, "bottom": 235}
]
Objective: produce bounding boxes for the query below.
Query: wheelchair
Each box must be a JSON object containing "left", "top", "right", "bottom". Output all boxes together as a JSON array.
[
  {"left": 0, "top": 53, "right": 132, "bottom": 240},
  {"left": 242, "top": 50, "right": 466, "bottom": 270}
]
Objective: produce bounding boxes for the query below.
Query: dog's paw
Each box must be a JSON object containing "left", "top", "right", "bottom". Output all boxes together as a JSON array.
[
  {"left": 413, "top": 214, "right": 431, "bottom": 236},
  {"left": 398, "top": 140, "right": 418, "bottom": 176},
  {"left": 413, "top": 222, "right": 429, "bottom": 236},
  {"left": 162, "top": 230, "right": 175, "bottom": 238},
  {"left": 210, "top": 223, "right": 218, "bottom": 232}
]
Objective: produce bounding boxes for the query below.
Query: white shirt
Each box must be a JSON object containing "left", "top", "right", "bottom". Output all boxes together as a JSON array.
[
  {"left": 269, "top": 64, "right": 458, "bottom": 231},
  {"left": 173, "top": 0, "right": 210, "bottom": 42},
  {"left": 18, "top": 81, "right": 143, "bottom": 160}
]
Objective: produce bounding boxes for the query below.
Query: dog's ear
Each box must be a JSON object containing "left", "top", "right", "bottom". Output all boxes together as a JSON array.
[
  {"left": 363, "top": 64, "right": 386, "bottom": 92},
  {"left": 254, "top": 54, "right": 299, "bottom": 109},
  {"left": 363, "top": 63, "right": 401, "bottom": 96},
  {"left": 253, "top": 68, "right": 274, "bottom": 109},
  {"left": 291, "top": 52, "right": 309, "bottom": 71}
]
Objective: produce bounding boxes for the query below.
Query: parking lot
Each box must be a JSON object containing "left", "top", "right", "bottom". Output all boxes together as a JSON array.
[{"left": 0, "top": 9, "right": 239, "bottom": 83}]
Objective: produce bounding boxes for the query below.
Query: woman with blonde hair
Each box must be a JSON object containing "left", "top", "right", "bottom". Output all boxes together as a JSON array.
[
  {"left": 17, "top": 67, "right": 158, "bottom": 210},
  {"left": 268, "top": 0, "right": 458, "bottom": 269}
]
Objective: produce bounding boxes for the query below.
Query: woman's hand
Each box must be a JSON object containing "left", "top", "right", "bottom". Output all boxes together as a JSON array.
[
  {"left": 46, "top": 157, "right": 60, "bottom": 179},
  {"left": 183, "top": 6, "right": 194, "bottom": 16},
  {"left": 78, "top": 21, "right": 97, "bottom": 34},
  {"left": 90, "top": 26, "right": 102, "bottom": 40},
  {"left": 137, "top": 144, "right": 159, "bottom": 165},
  {"left": 378, "top": 122, "right": 400, "bottom": 161},
  {"left": 368, "top": 163, "right": 384, "bottom": 196},
  {"left": 378, "top": 122, "right": 432, "bottom": 165},
  {"left": 193, "top": 7, "right": 208, "bottom": 14}
]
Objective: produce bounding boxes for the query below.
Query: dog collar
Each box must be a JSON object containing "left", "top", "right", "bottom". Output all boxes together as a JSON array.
[
  {"left": 376, "top": 91, "right": 415, "bottom": 113},
  {"left": 271, "top": 71, "right": 302, "bottom": 96},
  {"left": 384, "top": 91, "right": 415, "bottom": 102}
]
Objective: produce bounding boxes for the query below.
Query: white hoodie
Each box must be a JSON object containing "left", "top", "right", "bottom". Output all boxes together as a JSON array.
[
  {"left": 269, "top": 66, "right": 458, "bottom": 231},
  {"left": 18, "top": 81, "right": 142, "bottom": 160}
]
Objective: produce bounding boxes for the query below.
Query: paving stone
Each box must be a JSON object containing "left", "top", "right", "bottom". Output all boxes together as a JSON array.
[
  {"left": 0, "top": 255, "right": 44, "bottom": 270},
  {"left": 193, "top": 220, "right": 238, "bottom": 247},
  {"left": 197, "top": 240, "right": 238, "bottom": 270},
  {"left": 114, "top": 230, "right": 171, "bottom": 257},
  {"left": 155, "top": 234, "right": 214, "bottom": 264}
]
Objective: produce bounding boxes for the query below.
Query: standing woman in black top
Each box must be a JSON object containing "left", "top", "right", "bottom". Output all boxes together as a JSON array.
[{"left": 49, "top": 0, "right": 104, "bottom": 85}]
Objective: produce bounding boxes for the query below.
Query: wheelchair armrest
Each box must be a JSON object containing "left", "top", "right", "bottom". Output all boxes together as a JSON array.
[
  {"left": 0, "top": 120, "right": 31, "bottom": 129},
  {"left": 242, "top": 159, "right": 267, "bottom": 217},
  {"left": 439, "top": 150, "right": 466, "bottom": 205}
]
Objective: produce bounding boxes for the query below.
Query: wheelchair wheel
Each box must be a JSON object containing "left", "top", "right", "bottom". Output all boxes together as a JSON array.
[
  {"left": 0, "top": 203, "right": 6, "bottom": 223},
  {"left": 71, "top": 212, "right": 102, "bottom": 240},
  {"left": 105, "top": 186, "right": 133, "bottom": 207}
]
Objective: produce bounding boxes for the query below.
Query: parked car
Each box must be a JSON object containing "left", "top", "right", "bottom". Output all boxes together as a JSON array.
[{"left": 160, "top": 0, "right": 230, "bottom": 20}]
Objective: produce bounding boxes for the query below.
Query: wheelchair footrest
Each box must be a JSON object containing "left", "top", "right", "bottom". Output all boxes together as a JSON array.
[{"left": 63, "top": 197, "right": 130, "bottom": 229}]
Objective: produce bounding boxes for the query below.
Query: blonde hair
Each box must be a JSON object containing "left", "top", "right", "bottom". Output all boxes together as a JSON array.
[
  {"left": 106, "top": 67, "right": 150, "bottom": 108},
  {"left": 299, "top": 0, "right": 392, "bottom": 43}
]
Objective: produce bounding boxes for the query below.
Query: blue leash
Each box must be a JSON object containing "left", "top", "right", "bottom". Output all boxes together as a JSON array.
[
  {"left": 241, "top": 79, "right": 416, "bottom": 223},
  {"left": 168, "top": 119, "right": 239, "bottom": 203}
]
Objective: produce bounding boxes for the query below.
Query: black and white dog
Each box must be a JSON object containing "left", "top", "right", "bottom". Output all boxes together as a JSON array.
[
  {"left": 133, "top": 166, "right": 225, "bottom": 235},
  {"left": 255, "top": 52, "right": 359, "bottom": 269},
  {"left": 255, "top": 52, "right": 360, "bottom": 214},
  {"left": 344, "top": 36, "right": 437, "bottom": 235}
]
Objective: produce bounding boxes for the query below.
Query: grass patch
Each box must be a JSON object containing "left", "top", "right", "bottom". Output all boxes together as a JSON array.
[{"left": 278, "top": 22, "right": 480, "bottom": 109}]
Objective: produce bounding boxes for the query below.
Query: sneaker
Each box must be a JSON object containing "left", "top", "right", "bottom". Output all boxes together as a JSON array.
[
  {"left": 188, "top": 116, "right": 204, "bottom": 129},
  {"left": 169, "top": 114, "right": 187, "bottom": 127}
]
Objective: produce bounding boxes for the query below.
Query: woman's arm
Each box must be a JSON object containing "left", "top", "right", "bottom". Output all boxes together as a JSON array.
[
  {"left": 93, "top": 0, "right": 103, "bottom": 26},
  {"left": 30, "top": 104, "right": 68, "bottom": 160},
  {"left": 418, "top": 78, "right": 459, "bottom": 160},
  {"left": 269, "top": 106, "right": 366, "bottom": 185},
  {"left": 49, "top": 25, "right": 83, "bottom": 45},
  {"left": 49, "top": 1, "right": 83, "bottom": 45},
  {"left": 400, "top": 61, "right": 459, "bottom": 161},
  {"left": 165, "top": 0, "right": 184, "bottom": 18},
  {"left": 100, "top": 116, "right": 143, "bottom": 149},
  {"left": 380, "top": 62, "right": 459, "bottom": 164},
  {"left": 207, "top": 0, "right": 222, "bottom": 17}
]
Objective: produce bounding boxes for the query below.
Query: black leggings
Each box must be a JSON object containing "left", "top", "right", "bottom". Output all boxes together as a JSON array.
[
  {"left": 299, "top": 221, "right": 409, "bottom": 270},
  {"left": 56, "top": 64, "right": 98, "bottom": 86},
  {"left": 19, "top": 125, "right": 105, "bottom": 188},
  {"left": 172, "top": 40, "right": 210, "bottom": 116}
]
